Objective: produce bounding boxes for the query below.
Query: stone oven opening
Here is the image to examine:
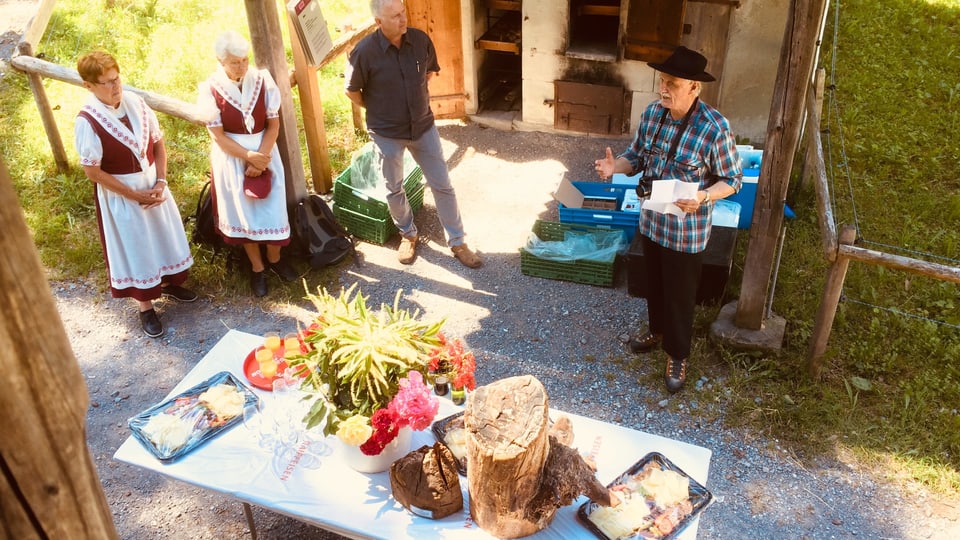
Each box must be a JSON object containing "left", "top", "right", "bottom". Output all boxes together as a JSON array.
[{"left": 567, "top": 0, "right": 621, "bottom": 60}]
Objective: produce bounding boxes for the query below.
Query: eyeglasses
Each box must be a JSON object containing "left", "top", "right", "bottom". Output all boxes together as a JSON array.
[{"left": 94, "top": 76, "right": 122, "bottom": 87}]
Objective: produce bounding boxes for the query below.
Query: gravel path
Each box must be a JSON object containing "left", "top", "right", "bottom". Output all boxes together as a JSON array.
[{"left": 59, "top": 121, "right": 959, "bottom": 539}]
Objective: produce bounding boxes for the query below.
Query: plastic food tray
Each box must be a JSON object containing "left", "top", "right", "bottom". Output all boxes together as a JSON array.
[
  {"left": 431, "top": 411, "right": 467, "bottom": 475},
  {"left": 577, "top": 452, "right": 713, "bottom": 540},
  {"left": 128, "top": 371, "right": 259, "bottom": 462},
  {"left": 520, "top": 220, "right": 622, "bottom": 287}
]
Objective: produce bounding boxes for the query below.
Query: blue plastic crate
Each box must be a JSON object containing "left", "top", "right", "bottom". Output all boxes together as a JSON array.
[
  {"left": 728, "top": 177, "right": 758, "bottom": 229},
  {"left": 556, "top": 181, "right": 639, "bottom": 242}
]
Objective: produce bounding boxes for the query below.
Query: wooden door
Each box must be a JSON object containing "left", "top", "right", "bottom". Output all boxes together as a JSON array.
[
  {"left": 682, "top": 1, "right": 734, "bottom": 106},
  {"left": 406, "top": 0, "right": 466, "bottom": 119}
]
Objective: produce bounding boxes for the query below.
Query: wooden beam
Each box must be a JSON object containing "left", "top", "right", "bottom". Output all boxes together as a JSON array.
[
  {"left": 287, "top": 11, "right": 333, "bottom": 193},
  {"left": 245, "top": 0, "right": 308, "bottom": 205},
  {"left": 805, "top": 85, "right": 838, "bottom": 261},
  {"left": 317, "top": 20, "right": 376, "bottom": 69},
  {"left": 0, "top": 157, "right": 118, "bottom": 539},
  {"left": 9, "top": 54, "right": 209, "bottom": 125},
  {"left": 840, "top": 244, "right": 960, "bottom": 285},
  {"left": 735, "top": 0, "right": 829, "bottom": 330},
  {"left": 21, "top": 0, "right": 57, "bottom": 50}
]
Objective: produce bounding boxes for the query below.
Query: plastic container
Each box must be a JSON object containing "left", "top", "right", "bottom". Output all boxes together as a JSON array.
[
  {"left": 520, "top": 220, "right": 622, "bottom": 287},
  {"left": 556, "top": 182, "right": 639, "bottom": 242},
  {"left": 332, "top": 166, "right": 424, "bottom": 221}
]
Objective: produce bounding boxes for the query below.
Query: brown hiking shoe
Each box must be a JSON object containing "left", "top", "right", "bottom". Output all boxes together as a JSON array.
[
  {"left": 398, "top": 236, "right": 418, "bottom": 264},
  {"left": 451, "top": 244, "right": 482, "bottom": 268},
  {"left": 664, "top": 356, "right": 688, "bottom": 394}
]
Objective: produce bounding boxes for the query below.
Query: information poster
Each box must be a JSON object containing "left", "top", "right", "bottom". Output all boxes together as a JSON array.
[{"left": 288, "top": 0, "right": 334, "bottom": 66}]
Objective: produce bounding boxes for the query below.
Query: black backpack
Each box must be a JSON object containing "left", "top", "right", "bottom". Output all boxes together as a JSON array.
[
  {"left": 189, "top": 180, "right": 223, "bottom": 250},
  {"left": 185, "top": 179, "right": 245, "bottom": 268},
  {"left": 290, "top": 193, "right": 355, "bottom": 269}
]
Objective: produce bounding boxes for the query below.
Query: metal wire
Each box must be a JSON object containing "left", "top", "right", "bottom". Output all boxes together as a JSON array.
[
  {"left": 823, "top": 1, "right": 958, "bottom": 330},
  {"left": 840, "top": 295, "right": 960, "bottom": 330}
]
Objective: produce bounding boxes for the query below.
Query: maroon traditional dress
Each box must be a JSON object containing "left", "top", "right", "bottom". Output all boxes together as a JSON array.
[
  {"left": 74, "top": 93, "right": 193, "bottom": 300},
  {"left": 197, "top": 66, "right": 290, "bottom": 245}
]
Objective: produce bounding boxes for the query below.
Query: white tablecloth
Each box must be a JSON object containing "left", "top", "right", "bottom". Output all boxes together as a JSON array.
[{"left": 114, "top": 329, "right": 712, "bottom": 539}]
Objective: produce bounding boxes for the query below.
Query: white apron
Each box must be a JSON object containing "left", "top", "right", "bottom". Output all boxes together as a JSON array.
[
  {"left": 199, "top": 67, "right": 290, "bottom": 242},
  {"left": 209, "top": 132, "right": 289, "bottom": 242}
]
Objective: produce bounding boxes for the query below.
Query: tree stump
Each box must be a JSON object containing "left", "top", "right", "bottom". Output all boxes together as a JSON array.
[{"left": 465, "top": 375, "right": 609, "bottom": 538}]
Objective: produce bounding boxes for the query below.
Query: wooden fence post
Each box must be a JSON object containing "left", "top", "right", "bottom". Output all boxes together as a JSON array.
[
  {"left": 808, "top": 225, "right": 857, "bottom": 379},
  {"left": 17, "top": 42, "right": 70, "bottom": 173},
  {"left": 798, "top": 68, "right": 826, "bottom": 193},
  {"left": 0, "top": 157, "right": 118, "bottom": 539}
]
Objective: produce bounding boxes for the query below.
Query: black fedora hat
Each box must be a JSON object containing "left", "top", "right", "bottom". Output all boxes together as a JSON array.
[{"left": 648, "top": 46, "right": 715, "bottom": 82}]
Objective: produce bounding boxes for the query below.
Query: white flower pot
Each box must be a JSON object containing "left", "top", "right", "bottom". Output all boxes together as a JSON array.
[{"left": 340, "top": 426, "right": 413, "bottom": 473}]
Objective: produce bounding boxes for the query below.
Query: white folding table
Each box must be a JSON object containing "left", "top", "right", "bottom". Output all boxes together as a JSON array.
[{"left": 113, "top": 329, "right": 713, "bottom": 539}]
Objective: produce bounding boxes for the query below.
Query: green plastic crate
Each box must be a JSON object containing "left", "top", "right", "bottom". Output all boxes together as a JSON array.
[
  {"left": 333, "top": 204, "right": 397, "bottom": 244},
  {"left": 333, "top": 166, "right": 424, "bottom": 221},
  {"left": 519, "top": 220, "right": 622, "bottom": 287}
]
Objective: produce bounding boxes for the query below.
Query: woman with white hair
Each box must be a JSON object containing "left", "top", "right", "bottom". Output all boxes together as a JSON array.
[{"left": 197, "top": 30, "right": 297, "bottom": 297}]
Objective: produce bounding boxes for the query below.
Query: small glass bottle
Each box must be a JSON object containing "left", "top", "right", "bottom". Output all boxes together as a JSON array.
[
  {"left": 451, "top": 385, "right": 466, "bottom": 406},
  {"left": 432, "top": 361, "right": 450, "bottom": 396}
]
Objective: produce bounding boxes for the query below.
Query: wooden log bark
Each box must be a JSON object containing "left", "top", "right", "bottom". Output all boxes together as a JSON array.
[
  {"left": 0, "top": 157, "right": 118, "bottom": 538},
  {"left": 465, "top": 375, "right": 609, "bottom": 538}
]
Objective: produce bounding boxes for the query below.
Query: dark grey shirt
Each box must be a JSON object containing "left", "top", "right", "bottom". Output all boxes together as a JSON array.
[{"left": 346, "top": 27, "right": 440, "bottom": 140}]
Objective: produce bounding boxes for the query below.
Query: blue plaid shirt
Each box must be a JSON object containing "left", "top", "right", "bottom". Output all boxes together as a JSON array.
[{"left": 621, "top": 100, "right": 742, "bottom": 253}]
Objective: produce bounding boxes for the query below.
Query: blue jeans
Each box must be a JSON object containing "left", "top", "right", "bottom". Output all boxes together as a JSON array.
[{"left": 371, "top": 126, "right": 466, "bottom": 247}]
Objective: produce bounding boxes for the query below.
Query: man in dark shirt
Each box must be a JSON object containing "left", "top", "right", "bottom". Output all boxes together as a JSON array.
[{"left": 345, "top": 0, "right": 481, "bottom": 268}]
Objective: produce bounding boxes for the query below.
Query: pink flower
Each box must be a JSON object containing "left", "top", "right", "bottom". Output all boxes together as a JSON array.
[{"left": 388, "top": 371, "right": 439, "bottom": 431}]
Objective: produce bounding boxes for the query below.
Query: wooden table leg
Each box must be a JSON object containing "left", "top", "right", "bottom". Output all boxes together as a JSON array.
[{"left": 242, "top": 502, "right": 258, "bottom": 540}]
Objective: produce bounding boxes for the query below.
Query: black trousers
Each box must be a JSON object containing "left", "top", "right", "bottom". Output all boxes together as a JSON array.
[{"left": 641, "top": 235, "right": 703, "bottom": 360}]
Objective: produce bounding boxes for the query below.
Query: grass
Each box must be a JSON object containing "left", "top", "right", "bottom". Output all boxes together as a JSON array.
[{"left": 3, "top": 0, "right": 959, "bottom": 498}]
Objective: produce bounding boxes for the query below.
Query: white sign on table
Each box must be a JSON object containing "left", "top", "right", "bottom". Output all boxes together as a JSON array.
[{"left": 114, "top": 329, "right": 712, "bottom": 539}]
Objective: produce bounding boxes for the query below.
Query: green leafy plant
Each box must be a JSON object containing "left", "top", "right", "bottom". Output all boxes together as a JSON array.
[{"left": 288, "top": 284, "right": 445, "bottom": 441}]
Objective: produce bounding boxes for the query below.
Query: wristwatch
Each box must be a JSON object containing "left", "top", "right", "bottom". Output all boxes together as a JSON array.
[{"left": 702, "top": 190, "right": 711, "bottom": 204}]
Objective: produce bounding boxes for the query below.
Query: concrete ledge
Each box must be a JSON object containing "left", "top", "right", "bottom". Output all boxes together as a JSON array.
[{"left": 710, "top": 300, "right": 786, "bottom": 353}]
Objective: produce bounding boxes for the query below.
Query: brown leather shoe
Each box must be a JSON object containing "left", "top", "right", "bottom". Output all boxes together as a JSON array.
[
  {"left": 629, "top": 332, "right": 663, "bottom": 354},
  {"left": 665, "top": 356, "right": 688, "bottom": 394},
  {"left": 451, "top": 244, "right": 482, "bottom": 268},
  {"left": 398, "top": 236, "right": 418, "bottom": 265}
]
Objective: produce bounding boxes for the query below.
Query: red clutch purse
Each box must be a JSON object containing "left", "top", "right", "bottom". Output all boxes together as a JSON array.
[{"left": 243, "top": 168, "right": 272, "bottom": 199}]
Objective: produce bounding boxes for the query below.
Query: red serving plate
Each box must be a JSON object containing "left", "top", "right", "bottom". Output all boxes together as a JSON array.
[{"left": 242, "top": 347, "right": 289, "bottom": 391}]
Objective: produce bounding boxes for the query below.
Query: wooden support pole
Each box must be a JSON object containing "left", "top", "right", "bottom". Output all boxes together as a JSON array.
[
  {"left": 807, "top": 225, "right": 857, "bottom": 378},
  {"left": 0, "top": 157, "right": 118, "bottom": 539},
  {"left": 735, "top": 0, "right": 829, "bottom": 330},
  {"left": 287, "top": 15, "right": 333, "bottom": 194},
  {"left": 245, "top": 0, "right": 308, "bottom": 205},
  {"left": 17, "top": 43, "right": 70, "bottom": 173}
]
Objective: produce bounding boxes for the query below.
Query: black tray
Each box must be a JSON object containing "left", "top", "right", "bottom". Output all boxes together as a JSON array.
[
  {"left": 431, "top": 411, "right": 467, "bottom": 475},
  {"left": 577, "top": 452, "right": 713, "bottom": 540},
  {"left": 128, "top": 371, "right": 259, "bottom": 462}
]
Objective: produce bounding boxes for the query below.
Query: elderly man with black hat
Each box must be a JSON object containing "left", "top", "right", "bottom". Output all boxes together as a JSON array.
[{"left": 594, "top": 46, "right": 743, "bottom": 393}]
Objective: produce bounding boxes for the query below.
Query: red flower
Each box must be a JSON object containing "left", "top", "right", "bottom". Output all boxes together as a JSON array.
[
  {"left": 428, "top": 335, "right": 477, "bottom": 391},
  {"left": 360, "top": 408, "right": 400, "bottom": 455}
]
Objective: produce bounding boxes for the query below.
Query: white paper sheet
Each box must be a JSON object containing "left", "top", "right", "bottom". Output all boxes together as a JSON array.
[{"left": 641, "top": 179, "right": 699, "bottom": 217}]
